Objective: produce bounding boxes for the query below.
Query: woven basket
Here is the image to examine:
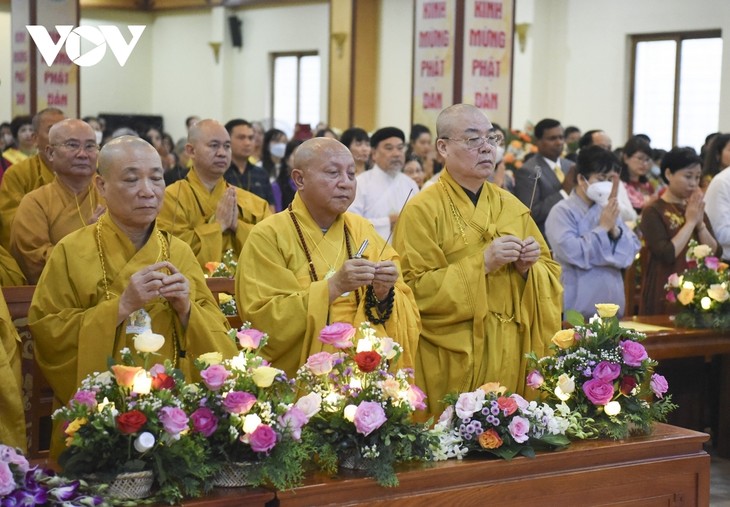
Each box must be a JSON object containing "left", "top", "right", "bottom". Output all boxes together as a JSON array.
[
  {"left": 213, "top": 461, "right": 254, "bottom": 488},
  {"left": 98, "top": 470, "right": 154, "bottom": 500}
]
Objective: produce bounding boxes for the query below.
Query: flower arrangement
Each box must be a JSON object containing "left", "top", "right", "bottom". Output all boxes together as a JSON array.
[
  {"left": 217, "top": 292, "right": 238, "bottom": 317},
  {"left": 0, "top": 445, "right": 103, "bottom": 506},
  {"left": 205, "top": 249, "right": 237, "bottom": 278},
  {"left": 665, "top": 240, "right": 730, "bottom": 330},
  {"left": 185, "top": 324, "right": 312, "bottom": 490},
  {"left": 53, "top": 332, "right": 217, "bottom": 504},
  {"left": 433, "top": 383, "right": 571, "bottom": 461},
  {"left": 526, "top": 304, "right": 676, "bottom": 440},
  {"left": 295, "top": 322, "right": 437, "bottom": 487},
  {"left": 502, "top": 128, "right": 537, "bottom": 173}
]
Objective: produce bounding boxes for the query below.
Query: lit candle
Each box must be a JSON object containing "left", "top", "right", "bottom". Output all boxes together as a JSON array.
[{"left": 132, "top": 371, "right": 152, "bottom": 395}]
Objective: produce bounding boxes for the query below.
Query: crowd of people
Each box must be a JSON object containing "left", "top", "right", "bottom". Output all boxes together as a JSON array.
[{"left": 0, "top": 103, "right": 728, "bottom": 454}]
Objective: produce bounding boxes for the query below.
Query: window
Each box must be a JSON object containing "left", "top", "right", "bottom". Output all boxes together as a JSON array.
[
  {"left": 630, "top": 31, "right": 722, "bottom": 151},
  {"left": 272, "top": 52, "right": 320, "bottom": 134}
]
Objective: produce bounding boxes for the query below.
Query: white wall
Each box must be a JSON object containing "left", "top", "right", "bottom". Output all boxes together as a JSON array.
[{"left": 0, "top": 3, "right": 13, "bottom": 123}]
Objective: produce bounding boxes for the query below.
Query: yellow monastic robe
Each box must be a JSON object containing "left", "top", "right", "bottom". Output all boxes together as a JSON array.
[
  {"left": 0, "top": 288, "right": 26, "bottom": 451},
  {"left": 29, "top": 215, "right": 238, "bottom": 457},
  {"left": 10, "top": 179, "right": 104, "bottom": 283},
  {"left": 236, "top": 193, "right": 421, "bottom": 378},
  {"left": 0, "top": 245, "right": 26, "bottom": 287},
  {"left": 392, "top": 169, "right": 563, "bottom": 418},
  {"left": 0, "top": 154, "right": 55, "bottom": 249},
  {"left": 158, "top": 169, "right": 271, "bottom": 269},
  {"left": 2, "top": 147, "right": 33, "bottom": 166}
]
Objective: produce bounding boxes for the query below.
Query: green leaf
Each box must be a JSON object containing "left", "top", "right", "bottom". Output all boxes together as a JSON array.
[{"left": 565, "top": 309, "right": 585, "bottom": 327}]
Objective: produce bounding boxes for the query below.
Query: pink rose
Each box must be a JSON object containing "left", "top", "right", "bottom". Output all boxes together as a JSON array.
[
  {"left": 191, "top": 407, "right": 218, "bottom": 437},
  {"left": 72, "top": 390, "right": 97, "bottom": 409},
  {"left": 0, "top": 461, "right": 14, "bottom": 497},
  {"left": 223, "top": 391, "right": 257, "bottom": 414},
  {"left": 0, "top": 445, "right": 29, "bottom": 473},
  {"left": 159, "top": 406, "right": 189, "bottom": 435},
  {"left": 353, "top": 401, "right": 387, "bottom": 436},
  {"left": 277, "top": 406, "right": 308, "bottom": 440},
  {"left": 200, "top": 364, "right": 230, "bottom": 391},
  {"left": 620, "top": 340, "right": 648, "bottom": 367},
  {"left": 318, "top": 322, "right": 356, "bottom": 349},
  {"left": 507, "top": 415, "right": 530, "bottom": 443},
  {"left": 150, "top": 363, "right": 166, "bottom": 376},
  {"left": 237, "top": 328, "right": 265, "bottom": 350},
  {"left": 666, "top": 272, "right": 681, "bottom": 288},
  {"left": 510, "top": 394, "right": 529, "bottom": 410},
  {"left": 582, "top": 379, "right": 614, "bottom": 406},
  {"left": 496, "top": 396, "right": 518, "bottom": 416},
  {"left": 249, "top": 424, "right": 278, "bottom": 453},
  {"left": 650, "top": 373, "right": 669, "bottom": 399},
  {"left": 592, "top": 361, "right": 621, "bottom": 382},
  {"left": 455, "top": 390, "right": 485, "bottom": 419},
  {"left": 305, "top": 352, "right": 334, "bottom": 375},
  {"left": 526, "top": 370, "right": 544, "bottom": 389},
  {"left": 407, "top": 385, "right": 427, "bottom": 411},
  {"left": 666, "top": 291, "right": 676, "bottom": 303},
  {"left": 705, "top": 256, "right": 720, "bottom": 270}
]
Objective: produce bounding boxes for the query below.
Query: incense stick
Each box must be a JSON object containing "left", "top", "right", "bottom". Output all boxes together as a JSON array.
[{"left": 379, "top": 189, "right": 414, "bottom": 259}]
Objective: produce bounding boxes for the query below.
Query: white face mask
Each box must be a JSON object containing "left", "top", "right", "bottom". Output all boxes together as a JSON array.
[
  {"left": 585, "top": 180, "right": 613, "bottom": 206},
  {"left": 494, "top": 146, "right": 505, "bottom": 164},
  {"left": 2, "top": 134, "right": 12, "bottom": 146},
  {"left": 95, "top": 131, "right": 103, "bottom": 144},
  {"left": 270, "top": 142, "right": 286, "bottom": 159}
]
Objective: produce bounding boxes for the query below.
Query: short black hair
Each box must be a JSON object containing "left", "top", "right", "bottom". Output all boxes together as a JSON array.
[
  {"left": 660, "top": 146, "right": 702, "bottom": 184},
  {"left": 340, "top": 127, "right": 369, "bottom": 148},
  {"left": 578, "top": 130, "right": 601, "bottom": 149},
  {"left": 576, "top": 146, "right": 620, "bottom": 180},
  {"left": 534, "top": 119, "right": 561, "bottom": 139},
  {"left": 409, "top": 124, "right": 431, "bottom": 143},
  {"left": 10, "top": 115, "right": 32, "bottom": 139},
  {"left": 224, "top": 119, "right": 251, "bottom": 134},
  {"left": 564, "top": 126, "right": 580, "bottom": 137}
]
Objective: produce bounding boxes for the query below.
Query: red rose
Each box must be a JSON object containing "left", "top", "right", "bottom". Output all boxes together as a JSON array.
[
  {"left": 117, "top": 410, "right": 147, "bottom": 435},
  {"left": 354, "top": 351, "right": 382, "bottom": 373},
  {"left": 496, "top": 396, "right": 518, "bottom": 416},
  {"left": 619, "top": 376, "right": 637, "bottom": 395},
  {"left": 152, "top": 373, "right": 175, "bottom": 390}
]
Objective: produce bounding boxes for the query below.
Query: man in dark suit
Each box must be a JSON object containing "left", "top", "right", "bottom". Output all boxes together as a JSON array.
[{"left": 514, "top": 118, "right": 575, "bottom": 238}]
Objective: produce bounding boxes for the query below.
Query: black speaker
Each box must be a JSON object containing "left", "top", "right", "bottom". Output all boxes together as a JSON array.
[{"left": 229, "top": 16, "right": 243, "bottom": 48}]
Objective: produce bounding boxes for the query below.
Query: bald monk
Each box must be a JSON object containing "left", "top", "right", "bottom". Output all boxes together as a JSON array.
[
  {"left": 158, "top": 119, "right": 271, "bottom": 270},
  {"left": 0, "top": 108, "right": 65, "bottom": 248},
  {"left": 10, "top": 119, "right": 105, "bottom": 283},
  {"left": 236, "top": 138, "right": 420, "bottom": 378},
  {"left": 29, "top": 136, "right": 237, "bottom": 457},
  {"left": 0, "top": 288, "right": 26, "bottom": 451},
  {"left": 393, "top": 104, "right": 563, "bottom": 418}
]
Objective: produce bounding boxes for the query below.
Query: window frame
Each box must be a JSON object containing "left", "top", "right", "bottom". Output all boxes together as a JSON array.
[{"left": 270, "top": 51, "right": 320, "bottom": 128}]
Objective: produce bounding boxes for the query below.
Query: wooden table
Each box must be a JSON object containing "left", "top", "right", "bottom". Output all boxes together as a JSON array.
[
  {"left": 622, "top": 315, "right": 730, "bottom": 457},
  {"left": 175, "top": 424, "right": 709, "bottom": 506}
]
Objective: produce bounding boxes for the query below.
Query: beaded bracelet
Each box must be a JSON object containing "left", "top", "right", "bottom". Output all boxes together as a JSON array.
[{"left": 365, "top": 286, "right": 394, "bottom": 325}]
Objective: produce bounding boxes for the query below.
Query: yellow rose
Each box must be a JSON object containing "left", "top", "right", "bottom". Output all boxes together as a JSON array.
[
  {"left": 708, "top": 284, "right": 729, "bottom": 302},
  {"left": 692, "top": 244, "right": 712, "bottom": 259},
  {"left": 595, "top": 303, "right": 620, "bottom": 318},
  {"left": 479, "top": 382, "right": 507, "bottom": 395},
  {"left": 251, "top": 366, "right": 282, "bottom": 387},
  {"left": 64, "top": 417, "right": 88, "bottom": 446},
  {"left": 218, "top": 293, "right": 233, "bottom": 304},
  {"left": 555, "top": 373, "right": 575, "bottom": 401},
  {"left": 551, "top": 329, "right": 576, "bottom": 349},
  {"left": 198, "top": 351, "right": 223, "bottom": 366},
  {"left": 677, "top": 287, "right": 695, "bottom": 306},
  {"left": 133, "top": 330, "right": 165, "bottom": 353}
]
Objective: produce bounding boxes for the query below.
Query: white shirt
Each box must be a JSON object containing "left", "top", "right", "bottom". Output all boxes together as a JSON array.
[
  {"left": 704, "top": 166, "right": 730, "bottom": 260},
  {"left": 348, "top": 165, "right": 419, "bottom": 242}
]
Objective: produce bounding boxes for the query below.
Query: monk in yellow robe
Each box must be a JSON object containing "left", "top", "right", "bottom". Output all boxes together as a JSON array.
[
  {"left": 0, "top": 108, "right": 65, "bottom": 249},
  {"left": 392, "top": 104, "right": 563, "bottom": 419},
  {"left": 236, "top": 138, "right": 420, "bottom": 378},
  {"left": 10, "top": 119, "right": 105, "bottom": 283},
  {"left": 29, "top": 136, "right": 237, "bottom": 457},
  {"left": 158, "top": 119, "right": 271, "bottom": 270},
  {"left": 0, "top": 288, "right": 26, "bottom": 451},
  {"left": 0, "top": 245, "right": 26, "bottom": 286}
]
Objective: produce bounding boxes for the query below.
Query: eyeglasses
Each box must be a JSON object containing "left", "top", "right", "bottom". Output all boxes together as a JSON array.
[
  {"left": 54, "top": 141, "right": 100, "bottom": 153},
  {"left": 441, "top": 135, "right": 503, "bottom": 150}
]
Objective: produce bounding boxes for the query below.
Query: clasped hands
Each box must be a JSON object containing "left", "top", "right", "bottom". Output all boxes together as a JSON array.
[
  {"left": 484, "top": 235, "right": 540, "bottom": 278},
  {"left": 216, "top": 187, "right": 239, "bottom": 233},
  {"left": 118, "top": 261, "right": 191, "bottom": 327},
  {"left": 327, "top": 258, "right": 397, "bottom": 305}
]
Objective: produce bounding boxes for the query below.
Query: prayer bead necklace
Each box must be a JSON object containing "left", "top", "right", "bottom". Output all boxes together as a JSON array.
[
  {"left": 439, "top": 178, "right": 469, "bottom": 244},
  {"left": 73, "top": 184, "right": 95, "bottom": 227},
  {"left": 288, "top": 204, "right": 361, "bottom": 307},
  {"left": 299, "top": 217, "right": 345, "bottom": 280}
]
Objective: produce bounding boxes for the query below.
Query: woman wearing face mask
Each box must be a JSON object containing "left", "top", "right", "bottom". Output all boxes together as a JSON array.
[
  {"left": 545, "top": 146, "right": 640, "bottom": 319},
  {"left": 2, "top": 116, "right": 36, "bottom": 167},
  {"left": 261, "top": 128, "right": 288, "bottom": 182},
  {"left": 638, "top": 147, "right": 721, "bottom": 316}
]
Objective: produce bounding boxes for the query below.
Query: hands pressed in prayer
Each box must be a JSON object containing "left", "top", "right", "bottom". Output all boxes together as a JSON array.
[
  {"left": 216, "top": 187, "right": 239, "bottom": 232},
  {"left": 684, "top": 189, "right": 705, "bottom": 228},
  {"left": 372, "top": 261, "right": 398, "bottom": 301},
  {"left": 158, "top": 263, "right": 192, "bottom": 327},
  {"left": 327, "top": 258, "right": 376, "bottom": 304},
  {"left": 599, "top": 198, "right": 620, "bottom": 234},
  {"left": 514, "top": 236, "right": 541, "bottom": 278}
]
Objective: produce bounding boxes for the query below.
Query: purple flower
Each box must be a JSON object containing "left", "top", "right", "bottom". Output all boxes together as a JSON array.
[
  {"left": 592, "top": 361, "right": 621, "bottom": 382},
  {"left": 71, "top": 390, "right": 97, "bottom": 409},
  {"left": 223, "top": 391, "right": 257, "bottom": 415},
  {"left": 190, "top": 407, "right": 218, "bottom": 437},
  {"left": 353, "top": 401, "right": 387, "bottom": 436},
  {"left": 158, "top": 406, "right": 189, "bottom": 436},
  {"left": 526, "top": 370, "right": 544, "bottom": 389},
  {"left": 582, "top": 379, "right": 614, "bottom": 406},
  {"left": 149, "top": 363, "right": 166, "bottom": 376},
  {"left": 249, "top": 424, "right": 278, "bottom": 453},
  {"left": 200, "top": 364, "right": 230, "bottom": 391},
  {"left": 620, "top": 340, "right": 648, "bottom": 367},
  {"left": 318, "top": 322, "right": 356, "bottom": 349},
  {"left": 650, "top": 373, "right": 669, "bottom": 399},
  {"left": 237, "top": 328, "right": 266, "bottom": 350},
  {"left": 0, "top": 446, "right": 29, "bottom": 473},
  {"left": 705, "top": 256, "right": 720, "bottom": 270},
  {"left": 0, "top": 461, "right": 14, "bottom": 497},
  {"left": 277, "top": 407, "right": 308, "bottom": 440},
  {"left": 50, "top": 480, "right": 80, "bottom": 501},
  {"left": 508, "top": 416, "right": 530, "bottom": 443},
  {"left": 406, "top": 385, "right": 427, "bottom": 411}
]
